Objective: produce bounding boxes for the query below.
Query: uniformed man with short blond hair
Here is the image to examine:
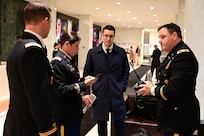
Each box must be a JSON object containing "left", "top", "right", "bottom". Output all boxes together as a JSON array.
[{"left": 4, "top": 1, "right": 57, "bottom": 136}]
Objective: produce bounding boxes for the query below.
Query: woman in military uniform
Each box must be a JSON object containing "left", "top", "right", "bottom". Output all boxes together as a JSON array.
[{"left": 51, "top": 32, "right": 97, "bottom": 136}]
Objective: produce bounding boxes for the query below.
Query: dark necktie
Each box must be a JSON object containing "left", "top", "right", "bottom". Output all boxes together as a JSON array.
[
  {"left": 106, "top": 48, "right": 110, "bottom": 54},
  {"left": 106, "top": 48, "right": 111, "bottom": 59}
]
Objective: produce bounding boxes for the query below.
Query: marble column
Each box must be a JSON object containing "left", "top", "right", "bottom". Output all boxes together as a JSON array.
[
  {"left": 78, "top": 15, "right": 93, "bottom": 69},
  {"left": 184, "top": 0, "right": 204, "bottom": 120},
  {"left": 176, "top": 0, "right": 185, "bottom": 40}
]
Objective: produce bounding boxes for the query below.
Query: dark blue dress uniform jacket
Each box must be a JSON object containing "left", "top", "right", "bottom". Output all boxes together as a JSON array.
[
  {"left": 155, "top": 41, "right": 200, "bottom": 133},
  {"left": 4, "top": 32, "right": 57, "bottom": 136},
  {"left": 51, "top": 50, "right": 87, "bottom": 125},
  {"left": 83, "top": 43, "right": 130, "bottom": 121}
]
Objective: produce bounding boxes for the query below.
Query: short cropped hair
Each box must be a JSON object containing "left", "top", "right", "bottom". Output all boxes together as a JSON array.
[
  {"left": 24, "top": 1, "right": 51, "bottom": 24},
  {"left": 102, "top": 25, "right": 116, "bottom": 34},
  {"left": 158, "top": 23, "right": 182, "bottom": 39}
]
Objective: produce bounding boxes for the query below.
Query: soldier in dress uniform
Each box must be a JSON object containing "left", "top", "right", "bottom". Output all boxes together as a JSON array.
[
  {"left": 3, "top": 2, "right": 57, "bottom": 136},
  {"left": 137, "top": 23, "right": 200, "bottom": 136},
  {"left": 51, "top": 32, "right": 97, "bottom": 136}
]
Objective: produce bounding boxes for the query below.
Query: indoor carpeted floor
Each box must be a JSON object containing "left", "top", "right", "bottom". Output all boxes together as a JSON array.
[{"left": 80, "top": 65, "right": 151, "bottom": 135}]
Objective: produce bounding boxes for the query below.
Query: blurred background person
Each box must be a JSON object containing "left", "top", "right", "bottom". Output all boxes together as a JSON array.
[
  {"left": 150, "top": 44, "right": 161, "bottom": 80},
  {"left": 52, "top": 41, "right": 61, "bottom": 58},
  {"left": 135, "top": 44, "right": 141, "bottom": 66},
  {"left": 129, "top": 46, "right": 135, "bottom": 66}
]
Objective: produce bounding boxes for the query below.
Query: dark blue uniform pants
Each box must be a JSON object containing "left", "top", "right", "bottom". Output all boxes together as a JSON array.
[
  {"left": 57, "top": 119, "right": 81, "bottom": 136},
  {"left": 98, "top": 118, "right": 125, "bottom": 136}
]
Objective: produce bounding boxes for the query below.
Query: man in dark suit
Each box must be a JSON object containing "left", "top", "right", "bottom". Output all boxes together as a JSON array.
[
  {"left": 3, "top": 2, "right": 57, "bottom": 136},
  {"left": 137, "top": 23, "right": 200, "bottom": 136},
  {"left": 151, "top": 44, "right": 161, "bottom": 79},
  {"left": 83, "top": 25, "right": 130, "bottom": 136}
]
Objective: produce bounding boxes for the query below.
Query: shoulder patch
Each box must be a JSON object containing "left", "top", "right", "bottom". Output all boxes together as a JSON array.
[
  {"left": 52, "top": 56, "right": 62, "bottom": 61},
  {"left": 24, "top": 42, "right": 42, "bottom": 48},
  {"left": 177, "top": 49, "right": 190, "bottom": 54}
]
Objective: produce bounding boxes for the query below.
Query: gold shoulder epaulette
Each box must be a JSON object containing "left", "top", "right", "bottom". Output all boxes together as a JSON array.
[
  {"left": 52, "top": 56, "right": 62, "bottom": 61},
  {"left": 24, "top": 42, "right": 42, "bottom": 48},
  {"left": 177, "top": 49, "right": 190, "bottom": 54}
]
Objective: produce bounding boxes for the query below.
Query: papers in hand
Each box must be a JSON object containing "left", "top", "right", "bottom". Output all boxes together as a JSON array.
[{"left": 83, "top": 94, "right": 97, "bottom": 114}]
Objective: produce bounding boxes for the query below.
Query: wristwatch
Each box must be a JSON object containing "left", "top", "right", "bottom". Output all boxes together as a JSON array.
[{"left": 74, "top": 83, "right": 80, "bottom": 94}]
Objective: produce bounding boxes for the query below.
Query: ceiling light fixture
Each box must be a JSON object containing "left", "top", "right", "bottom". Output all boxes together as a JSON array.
[
  {"left": 149, "top": 6, "right": 154, "bottom": 10},
  {"left": 126, "top": 11, "right": 131, "bottom": 14},
  {"left": 116, "top": 2, "right": 121, "bottom": 5}
]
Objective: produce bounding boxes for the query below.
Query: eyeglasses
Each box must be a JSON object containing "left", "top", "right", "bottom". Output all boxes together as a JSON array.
[{"left": 103, "top": 35, "right": 114, "bottom": 39}]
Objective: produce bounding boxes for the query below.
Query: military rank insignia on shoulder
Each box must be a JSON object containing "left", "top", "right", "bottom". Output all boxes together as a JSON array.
[
  {"left": 24, "top": 42, "right": 42, "bottom": 49},
  {"left": 177, "top": 49, "right": 190, "bottom": 54},
  {"left": 52, "top": 56, "right": 62, "bottom": 62}
]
